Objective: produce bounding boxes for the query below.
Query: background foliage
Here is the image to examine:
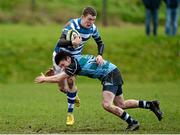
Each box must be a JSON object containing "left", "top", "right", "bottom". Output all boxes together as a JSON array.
[
  {"left": 0, "top": 0, "right": 179, "bottom": 83},
  {"left": 0, "top": 0, "right": 167, "bottom": 25}
]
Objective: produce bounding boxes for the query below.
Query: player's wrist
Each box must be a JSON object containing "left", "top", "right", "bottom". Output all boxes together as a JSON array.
[
  {"left": 97, "top": 54, "right": 103, "bottom": 57},
  {"left": 42, "top": 77, "right": 47, "bottom": 82}
]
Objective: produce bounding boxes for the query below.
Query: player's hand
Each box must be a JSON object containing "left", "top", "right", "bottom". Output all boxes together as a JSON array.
[
  {"left": 72, "top": 35, "right": 82, "bottom": 48},
  {"left": 34, "top": 73, "right": 45, "bottom": 83},
  {"left": 96, "top": 55, "right": 104, "bottom": 65}
]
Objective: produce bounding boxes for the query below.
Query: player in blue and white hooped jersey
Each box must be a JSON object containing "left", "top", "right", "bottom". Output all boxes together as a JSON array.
[
  {"left": 48, "top": 6, "right": 105, "bottom": 126},
  {"left": 53, "top": 7, "right": 104, "bottom": 72},
  {"left": 35, "top": 51, "right": 163, "bottom": 131},
  {"left": 54, "top": 17, "right": 103, "bottom": 57}
]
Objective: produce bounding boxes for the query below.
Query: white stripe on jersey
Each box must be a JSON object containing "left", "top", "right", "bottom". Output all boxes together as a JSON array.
[
  {"left": 92, "top": 24, "right": 96, "bottom": 32},
  {"left": 59, "top": 18, "right": 100, "bottom": 56},
  {"left": 80, "top": 33, "right": 91, "bottom": 38},
  {"left": 60, "top": 48, "right": 83, "bottom": 55},
  {"left": 74, "top": 19, "right": 80, "bottom": 29},
  {"left": 70, "top": 23, "right": 75, "bottom": 29}
]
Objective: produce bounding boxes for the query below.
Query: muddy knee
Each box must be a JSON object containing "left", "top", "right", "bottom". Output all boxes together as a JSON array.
[
  {"left": 58, "top": 81, "right": 68, "bottom": 93},
  {"left": 102, "top": 101, "right": 112, "bottom": 111},
  {"left": 67, "top": 77, "right": 76, "bottom": 90}
]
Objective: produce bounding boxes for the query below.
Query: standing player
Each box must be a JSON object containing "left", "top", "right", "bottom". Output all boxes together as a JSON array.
[
  {"left": 35, "top": 52, "right": 163, "bottom": 131},
  {"left": 46, "top": 6, "right": 105, "bottom": 125}
]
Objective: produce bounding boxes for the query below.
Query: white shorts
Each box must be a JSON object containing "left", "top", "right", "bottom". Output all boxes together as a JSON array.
[{"left": 52, "top": 51, "right": 62, "bottom": 74}]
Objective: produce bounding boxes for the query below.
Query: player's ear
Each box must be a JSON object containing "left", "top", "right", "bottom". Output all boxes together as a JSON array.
[{"left": 81, "top": 15, "right": 86, "bottom": 19}]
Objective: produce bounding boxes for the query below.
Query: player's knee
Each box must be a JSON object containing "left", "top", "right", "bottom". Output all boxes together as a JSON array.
[
  {"left": 102, "top": 101, "right": 111, "bottom": 111},
  {"left": 57, "top": 83, "right": 68, "bottom": 93},
  {"left": 59, "top": 88, "right": 67, "bottom": 94},
  {"left": 115, "top": 101, "right": 125, "bottom": 109},
  {"left": 67, "top": 77, "right": 76, "bottom": 90},
  {"left": 119, "top": 102, "right": 126, "bottom": 109}
]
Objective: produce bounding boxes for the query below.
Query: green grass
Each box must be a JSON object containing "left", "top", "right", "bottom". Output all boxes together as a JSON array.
[
  {"left": 0, "top": 24, "right": 179, "bottom": 83},
  {"left": 0, "top": 79, "right": 180, "bottom": 133}
]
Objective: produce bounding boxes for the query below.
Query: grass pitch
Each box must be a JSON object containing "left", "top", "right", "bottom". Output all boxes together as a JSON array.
[{"left": 0, "top": 79, "right": 180, "bottom": 134}]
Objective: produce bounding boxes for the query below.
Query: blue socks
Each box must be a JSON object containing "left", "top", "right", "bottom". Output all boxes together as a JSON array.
[{"left": 67, "top": 91, "right": 77, "bottom": 113}]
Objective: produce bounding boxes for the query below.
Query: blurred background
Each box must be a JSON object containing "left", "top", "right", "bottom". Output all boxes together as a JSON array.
[
  {"left": 0, "top": 0, "right": 168, "bottom": 25},
  {"left": 0, "top": 0, "right": 179, "bottom": 83},
  {"left": 0, "top": 1, "right": 180, "bottom": 133}
]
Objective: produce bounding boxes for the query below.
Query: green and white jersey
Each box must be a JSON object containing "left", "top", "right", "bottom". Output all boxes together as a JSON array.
[{"left": 64, "top": 55, "right": 117, "bottom": 80}]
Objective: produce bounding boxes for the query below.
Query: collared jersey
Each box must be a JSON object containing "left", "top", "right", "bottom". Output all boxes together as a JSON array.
[
  {"left": 65, "top": 55, "right": 117, "bottom": 80},
  {"left": 55, "top": 18, "right": 100, "bottom": 56}
]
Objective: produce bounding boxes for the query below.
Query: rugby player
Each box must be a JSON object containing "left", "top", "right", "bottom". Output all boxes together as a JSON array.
[
  {"left": 46, "top": 6, "right": 105, "bottom": 125},
  {"left": 35, "top": 51, "right": 163, "bottom": 131}
]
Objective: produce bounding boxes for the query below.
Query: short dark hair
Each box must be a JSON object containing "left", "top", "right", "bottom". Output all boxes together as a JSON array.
[
  {"left": 82, "top": 6, "right": 97, "bottom": 16},
  {"left": 55, "top": 51, "right": 72, "bottom": 65}
]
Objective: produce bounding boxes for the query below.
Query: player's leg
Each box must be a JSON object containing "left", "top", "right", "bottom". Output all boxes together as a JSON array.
[
  {"left": 57, "top": 79, "right": 68, "bottom": 93},
  {"left": 68, "top": 76, "right": 80, "bottom": 107},
  {"left": 113, "top": 85, "right": 163, "bottom": 121},
  {"left": 66, "top": 76, "right": 81, "bottom": 125},
  {"left": 139, "top": 100, "right": 163, "bottom": 121},
  {"left": 56, "top": 76, "right": 80, "bottom": 107},
  {"left": 114, "top": 94, "right": 139, "bottom": 109},
  {"left": 102, "top": 86, "right": 139, "bottom": 131},
  {"left": 67, "top": 76, "right": 80, "bottom": 107},
  {"left": 63, "top": 78, "right": 74, "bottom": 126}
]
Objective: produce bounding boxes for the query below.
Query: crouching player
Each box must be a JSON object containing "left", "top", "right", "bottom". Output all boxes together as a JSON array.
[{"left": 35, "top": 52, "right": 163, "bottom": 131}]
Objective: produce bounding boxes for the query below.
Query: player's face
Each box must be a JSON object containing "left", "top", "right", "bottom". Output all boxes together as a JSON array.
[
  {"left": 58, "top": 57, "right": 71, "bottom": 69},
  {"left": 81, "top": 14, "right": 96, "bottom": 28}
]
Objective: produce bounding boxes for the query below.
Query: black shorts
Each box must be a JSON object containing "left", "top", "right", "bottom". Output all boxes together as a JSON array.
[{"left": 102, "top": 68, "right": 123, "bottom": 96}]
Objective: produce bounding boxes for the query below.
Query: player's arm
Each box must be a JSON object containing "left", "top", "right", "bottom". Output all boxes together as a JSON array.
[
  {"left": 34, "top": 71, "right": 69, "bottom": 84},
  {"left": 56, "top": 20, "right": 73, "bottom": 47},
  {"left": 96, "top": 37, "right": 104, "bottom": 65},
  {"left": 56, "top": 20, "right": 81, "bottom": 47},
  {"left": 92, "top": 26, "right": 105, "bottom": 65},
  {"left": 96, "top": 36, "right": 104, "bottom": 56},
  {"left": 93, "top": 35, "right": 104, "bottom": 65},
  {"left": 57, "top": 31, "right": 81, "bottom": 48},
  {"left": 57, "top": 33, "right": 72, "bottom": 47}
]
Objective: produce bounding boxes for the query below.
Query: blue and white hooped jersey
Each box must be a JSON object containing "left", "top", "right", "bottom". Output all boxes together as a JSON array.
[
  {"left": 65, "top": 55, "right": 117, "bottom": 80},
  {"left": 55, "top": 18, "right": 100, "bottom": 56}
]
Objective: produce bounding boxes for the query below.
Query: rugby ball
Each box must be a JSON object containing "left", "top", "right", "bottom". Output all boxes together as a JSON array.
[{"left": 66, "top": 29, "right": 80, "bottom": 41}]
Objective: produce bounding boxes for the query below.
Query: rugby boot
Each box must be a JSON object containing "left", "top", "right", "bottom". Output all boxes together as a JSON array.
[
  {"left": 126, "top": 120, "right": 140, "bottom": 131},
  {"left": 150, "top": 100, "right": 163, "bottom": 121},
  {"left": 74, "top": 95, "right": 80, "bottom": 107},
  {"left": 45, "top": 68, "right": 54, "bottom": 76},
  {"left": 66, "top": 113, "right": 74, "bottom": 126}
]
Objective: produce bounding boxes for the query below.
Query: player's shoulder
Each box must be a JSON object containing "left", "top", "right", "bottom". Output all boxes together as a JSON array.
[
  {"left": 68, "top": 18, "right": 78, "bottom": 23},
  {"left": 92, "top": 23, "right": 97, "bottom": 29},
  {"left": 69, "top": 57, "right": 82, "bottom": 71},
  {"left": 63, "top": 18, "right": 79, "bottom": 28}
]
